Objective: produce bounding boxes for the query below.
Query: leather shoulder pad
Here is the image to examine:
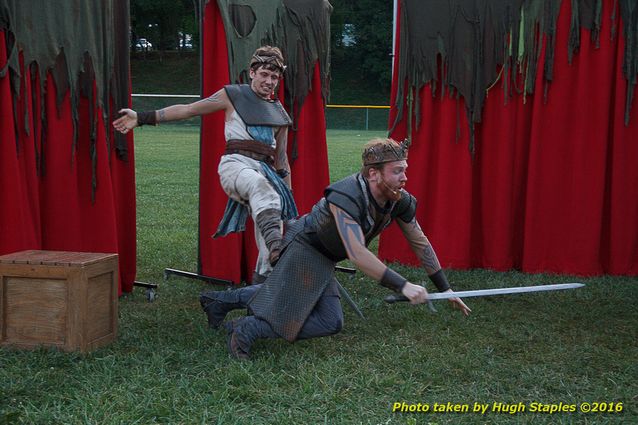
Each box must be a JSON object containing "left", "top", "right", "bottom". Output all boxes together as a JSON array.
[
  {"left": 391, "top": 190, "right": 417, "bottom": 222},
  {"left": 325, "top": 175, "right": 365, "bottom": 226},
  {"left": 224, "top": 84, "right": 292, "bottom": 126}
]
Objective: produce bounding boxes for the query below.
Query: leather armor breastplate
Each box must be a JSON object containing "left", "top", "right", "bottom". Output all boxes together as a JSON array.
[
  {"left": 303, "top": 175, "right": 370, "bottom": 261},
  {"left": 302, "top": 174, "right": 419, "bottom": 261},
  {"left": 224, "top": 84, "right": 292, "bottom": 126}
]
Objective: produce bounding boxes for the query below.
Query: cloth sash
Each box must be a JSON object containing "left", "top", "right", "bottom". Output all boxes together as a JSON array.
[
  {"left": 214, "top": 101, "right": 296, "bottom": 237},
  {"left": 214, "top": 163, "right": 297, "bottom": 237}
]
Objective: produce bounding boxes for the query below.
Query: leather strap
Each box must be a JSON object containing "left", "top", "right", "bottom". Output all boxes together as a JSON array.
[
  {"left": 224, "top": 139, "right": 275, "bottom": 165},
  {"left": 428, "top": 269, "right": 451, "bottom": 292},
  {"left": 380, "top": 268, "right": 408, "bottom": 293},
  {"left": 137, "top": 110, "right": 157, "bottom": 126}
]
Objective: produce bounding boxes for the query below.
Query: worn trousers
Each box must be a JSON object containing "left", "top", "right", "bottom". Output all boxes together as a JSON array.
[
  {"left": 229, "top": 283, "right": 344, "bottom": 341},
  {"left": 218, "top": 154, "right": 281, "bottom": 277}
]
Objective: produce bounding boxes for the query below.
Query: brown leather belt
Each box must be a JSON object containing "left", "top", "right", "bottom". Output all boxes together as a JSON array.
[{"left": 224, "top": 139, "right": 275, "bottom": 165}]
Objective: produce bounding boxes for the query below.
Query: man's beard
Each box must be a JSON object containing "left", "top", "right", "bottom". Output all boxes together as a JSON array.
[{"left": 379, "top": 176, "right": 403, "bottom": 202}]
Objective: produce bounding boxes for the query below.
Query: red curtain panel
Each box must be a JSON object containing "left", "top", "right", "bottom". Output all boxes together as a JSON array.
[
  {"left": 0, "top": 31, "right": 136, "bottom": 294},
  {"left": 380, "top": 1, "right": 638, "bottom": 276},
  {"left": 198, "top": 1, "right": 330, "bottom": 283}
]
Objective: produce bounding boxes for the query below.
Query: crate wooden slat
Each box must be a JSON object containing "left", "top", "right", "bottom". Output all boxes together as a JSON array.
[{"left": 0, "top": 250, "right": 118, "bottom": 352}]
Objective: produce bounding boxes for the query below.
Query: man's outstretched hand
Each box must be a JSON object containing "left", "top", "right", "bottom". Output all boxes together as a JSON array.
[
  {"left": 441, "top": 289, "right": 471, "bottom": 316},
  {"left": 113, "top": 108, "right": 138, "bottom": 134}
]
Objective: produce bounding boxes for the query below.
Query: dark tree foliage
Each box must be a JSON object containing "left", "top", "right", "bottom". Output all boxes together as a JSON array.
[
  {"left": 330, "top": 0, "right": 394, "bottom": 89},
  {"left": 130, "top": 0, "right": 199, "bottom": 52},
  {"left": 128, "top": 0, "right": 393, "bottom": 103}
]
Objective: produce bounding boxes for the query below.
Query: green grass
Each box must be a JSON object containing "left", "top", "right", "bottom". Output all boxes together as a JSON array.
[
  {"left": 131, "top": 53, "right": 200, "bottom": 95},
  {"left": 2, "top": 126, "right": 637, "bottom": 424}
]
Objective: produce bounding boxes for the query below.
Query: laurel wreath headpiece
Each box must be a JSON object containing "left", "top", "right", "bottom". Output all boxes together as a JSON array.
[
  {"left": 362, "top": 139, "right": 411, "bottom": 166},
  {"left": 250, "top": 54, "right": 286, "bottom": 72}
]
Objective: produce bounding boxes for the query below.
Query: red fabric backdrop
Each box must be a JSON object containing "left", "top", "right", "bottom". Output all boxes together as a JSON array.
[
  {"left": 198, "top": 2, "right": 329, "bottom": 283},
  {"left": 380, "top": 1, "right": 638, "bottom": 276},
  {"left": 0, "top": 32, "right": 137, "bottom": 293}
]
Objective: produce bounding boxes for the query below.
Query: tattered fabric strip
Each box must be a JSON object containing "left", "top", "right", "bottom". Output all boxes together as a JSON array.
[
  {"left": 0, "top": 0, "right": 130, "bottom": 200},
  {"left": 392, "top": 0, "right": 636, "bottom": 154}
]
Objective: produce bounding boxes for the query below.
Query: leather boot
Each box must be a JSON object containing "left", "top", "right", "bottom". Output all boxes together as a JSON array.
[
  {"left": 224, "top": 320, "right": 251, "bottom": 360},
  {"left": 224, "top": 316, "right": 278, "bottom": 360},
  {"left": 255, "top": 208, "right": 283, "bottom": 266},
  {"left": 199, "top": 290, "right": 243, "bottom": 329}
]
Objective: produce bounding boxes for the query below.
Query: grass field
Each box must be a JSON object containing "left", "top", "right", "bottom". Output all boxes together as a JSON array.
[{"left": 1, "top": 126, "right": 637, "bottom": 424}]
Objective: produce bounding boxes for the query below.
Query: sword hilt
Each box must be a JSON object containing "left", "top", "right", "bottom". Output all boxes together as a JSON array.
[
  {"left": 384, "top": 294, "right": 437, "bottom": 312},
  {"left": 384, "top": 294, "right": 408, "bottom": 303}
]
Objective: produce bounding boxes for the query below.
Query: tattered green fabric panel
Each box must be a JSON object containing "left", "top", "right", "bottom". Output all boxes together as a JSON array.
[
  {"left": 214, "top": 0, "right": 331, "bottom": 159},
  {"left": 619, "top": 0, "right": 637, "bottom": 125},
  {"left": 393, "top": 0, "right": 561, "bottom": 151},
  {"left": 0, "top": 0, "right": 130, "bottom": 195},
  {"left": 393, "top": 0, "right": 636, "bottom": 153},
  {"left": 280, "top": 0, "right": 331, "bottom": 123},
  {"left": 216, "top": 0, "right": 285, "bottom": 85}
]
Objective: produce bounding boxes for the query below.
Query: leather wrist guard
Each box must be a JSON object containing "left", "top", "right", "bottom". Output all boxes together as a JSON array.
[
  {"left": 428, "top": 269, "right": 450, "bottom": 292},
  {"left": 137, "top": 110, "right": 157, "bottom": 126},
  {"left": 380, "top": 268, "right": 407, "bottom": 293}
]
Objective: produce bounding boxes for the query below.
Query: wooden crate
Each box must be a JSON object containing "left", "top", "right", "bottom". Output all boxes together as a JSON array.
[{"left": 0, "top": 250, "right": 118, "bottom": 353}]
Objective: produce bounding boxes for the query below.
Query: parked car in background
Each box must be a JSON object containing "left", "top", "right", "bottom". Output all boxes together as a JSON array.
[
  {"left": 180, "top": 41, "right": 193, "bottom": 50},
  {"left": 135, "top": 38, "right": 153, "bottom": 51}
]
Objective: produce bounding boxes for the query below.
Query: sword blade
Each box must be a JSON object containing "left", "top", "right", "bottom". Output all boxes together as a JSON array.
[{"left": 384, "top": 283, "right": 585, "bottom": 304}]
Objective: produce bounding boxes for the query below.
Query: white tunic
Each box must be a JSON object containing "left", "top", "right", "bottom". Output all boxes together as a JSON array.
[{"left": 218, "top": 110, "right": 281, "bottom": 276}]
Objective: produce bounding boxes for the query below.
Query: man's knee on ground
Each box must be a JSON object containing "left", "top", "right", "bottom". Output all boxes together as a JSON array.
[{"left": 325, "top": 315, "right": 343, "bottom": 335}]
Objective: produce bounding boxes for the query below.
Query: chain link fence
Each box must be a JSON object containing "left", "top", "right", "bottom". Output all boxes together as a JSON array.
[
  {"left": 325, "top": 105, "right": 390, "bottom": 131},
  {"left": 132, "top": 94, "right": 391, "bottom": 131}
]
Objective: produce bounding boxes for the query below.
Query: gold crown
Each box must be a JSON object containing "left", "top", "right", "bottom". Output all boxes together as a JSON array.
[{"left": 362, "top": 138, "right": 410, "bottom": 166}]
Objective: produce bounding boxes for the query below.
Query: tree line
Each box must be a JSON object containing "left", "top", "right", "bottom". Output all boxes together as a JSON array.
[
  {"left": 130, "top": 0, "right": 392, "bottom": 88},
  {"left": 131, "top": 0, "right": 198, "bottom": 52}
]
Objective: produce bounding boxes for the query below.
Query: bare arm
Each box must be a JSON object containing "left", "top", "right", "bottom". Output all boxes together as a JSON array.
[
  {"left": 329, "top": 203, "right": 385, "bottom": 279},
  {"left": 158, "top": 89, "right": 231, "bottom": 122},
  {"left": 329, "top": 204, "right": 427, "bottom": 304},
  {"left": 397, "top": 217, "right": 471, "bottom": 315},
  {"left": 112, "top": 88, "right": 231, "bottom": 134},
  {"left": 274, "top": 126, "right": 291, "bottom": 187},
  {"left": 396, "top": 217, "right": 441, "bottom": 275}
]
